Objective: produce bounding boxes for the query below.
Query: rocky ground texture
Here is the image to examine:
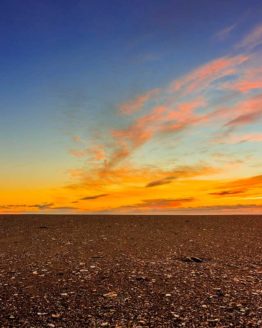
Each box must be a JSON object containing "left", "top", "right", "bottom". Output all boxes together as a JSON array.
[{"left": 0, "top": 215, "right": 261, "bottom": 327}]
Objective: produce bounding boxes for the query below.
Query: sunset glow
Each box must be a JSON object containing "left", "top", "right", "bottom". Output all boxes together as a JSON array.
[{"left": 0, "top": 1, "right": 261, "bottom": 214}]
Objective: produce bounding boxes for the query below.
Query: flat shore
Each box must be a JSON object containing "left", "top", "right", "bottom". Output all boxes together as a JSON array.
[{"left": 0, "top": 215, "right": 261, "bottom": 327}]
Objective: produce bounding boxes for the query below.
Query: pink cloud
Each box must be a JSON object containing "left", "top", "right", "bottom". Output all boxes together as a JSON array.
[
  {"left": 237, "top": 24, "right": 262, "bottom": 50},
  {"left": 223, "top": 133, "right": 262, "bottom": 144},
  {"left": 225, "top": 93, "right": 262, "bottom": 127},
  {"left": 169, "top": 55, "right": 248, "bottom": 96},
  {"left": 223, "top": 67, "right": 262, "bottom": 93},
  {"left": 230, "top": 80, "right": 262, "bottom": 93}
]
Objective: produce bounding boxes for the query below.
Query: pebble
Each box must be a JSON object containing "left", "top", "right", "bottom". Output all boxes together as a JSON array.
[
  {"left": 103, "top": 291, "right": 118, "bottom": 298},
  {"left": 51, "top": 313, "right": 61, "bottom": 318}
]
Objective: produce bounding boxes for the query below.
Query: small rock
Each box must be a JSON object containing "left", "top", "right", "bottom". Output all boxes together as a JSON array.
[
  {"left": 181, "top": 256, "right": 204, "bottom": 263},
  {"left": 190, "top": 257, "right": 204, "bottom": 263},
  {"left": 51, "top": 313, "right": 61, "bottom": 318},
  {"left": 103, "top": 291, "right": 118, "bottom": 298}
]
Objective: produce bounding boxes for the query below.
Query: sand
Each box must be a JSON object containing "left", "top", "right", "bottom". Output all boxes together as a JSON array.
[{"left": 0, "top": 215, "right": 261, "bottom": 327}]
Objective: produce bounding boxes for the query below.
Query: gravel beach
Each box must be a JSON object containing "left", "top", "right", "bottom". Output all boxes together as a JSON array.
[{"left": 0, "top": 215, "right": 261, "bottom": 327}]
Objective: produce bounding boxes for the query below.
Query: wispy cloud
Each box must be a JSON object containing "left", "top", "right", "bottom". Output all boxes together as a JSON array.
[
  {"left": 145, "top": 176, "right": 175, "bottom": 188},
  {"left": 64, "top": 23, "right": 262, "bottom": 213},
  {"left": 209, "top": 189, "right": 245, "bottom": 196},
  {"left": 215, "top": 23, "right": 237, "bottom": 41},
  {"left": 0, "top": 203, "right": 54, "bottom": 210},
  {"left": 209, "top": 175, "right": 262, "bottom": 199},
  {"left": 117, "top": 197, "right": 195, "bottom": 211},
  {"left": 213, "top": 132, "right": 262, "bottom": 145},
  {"left": 80, "top": 193, "right": 109, "bottom": 201},
  {"left": 224, "top": 93, "right": 262, "bottom": 127},
  {"left": 119, "top": 88, "right": 160, "bottom": 115},
  {"left": 237, "top": 23, "right": 262, "bottom": 50},
  {"left": 169, "top": 55, "right": 248, "bottom": 96},
  {"left": 145, "top": 164, "right": 219, "bottom": 188}
]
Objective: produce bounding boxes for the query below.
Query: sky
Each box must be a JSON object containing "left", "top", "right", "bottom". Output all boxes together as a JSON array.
[{"left": 0, "top": 0, "right": 262, "bottom": 214}]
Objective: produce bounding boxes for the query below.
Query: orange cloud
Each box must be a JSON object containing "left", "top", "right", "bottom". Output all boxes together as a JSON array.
[
  {"left": 109, "top": 98, "right": 208, "bottom": 168},
  {"left": 109, "top": 106, "right": 166, "bottom": 167},
  {"left": 70, "top": 145, "right": 106, "bottom": 161},
  {"left": 119, "top": 88, "right": 160, "bottom": 115},
  {"left": 69, "top": 149, "right": 88, "bottom": 158},
  {"left": 228, "top": 174, "right": 262, "bottom": 190},
  {"left": 89, "top": 146, "right": 106, "bottom": 161}
]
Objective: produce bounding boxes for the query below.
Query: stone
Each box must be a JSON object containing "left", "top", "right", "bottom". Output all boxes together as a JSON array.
[{"left": 103, "top": 291, "right": 118, "bottom": 298}]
